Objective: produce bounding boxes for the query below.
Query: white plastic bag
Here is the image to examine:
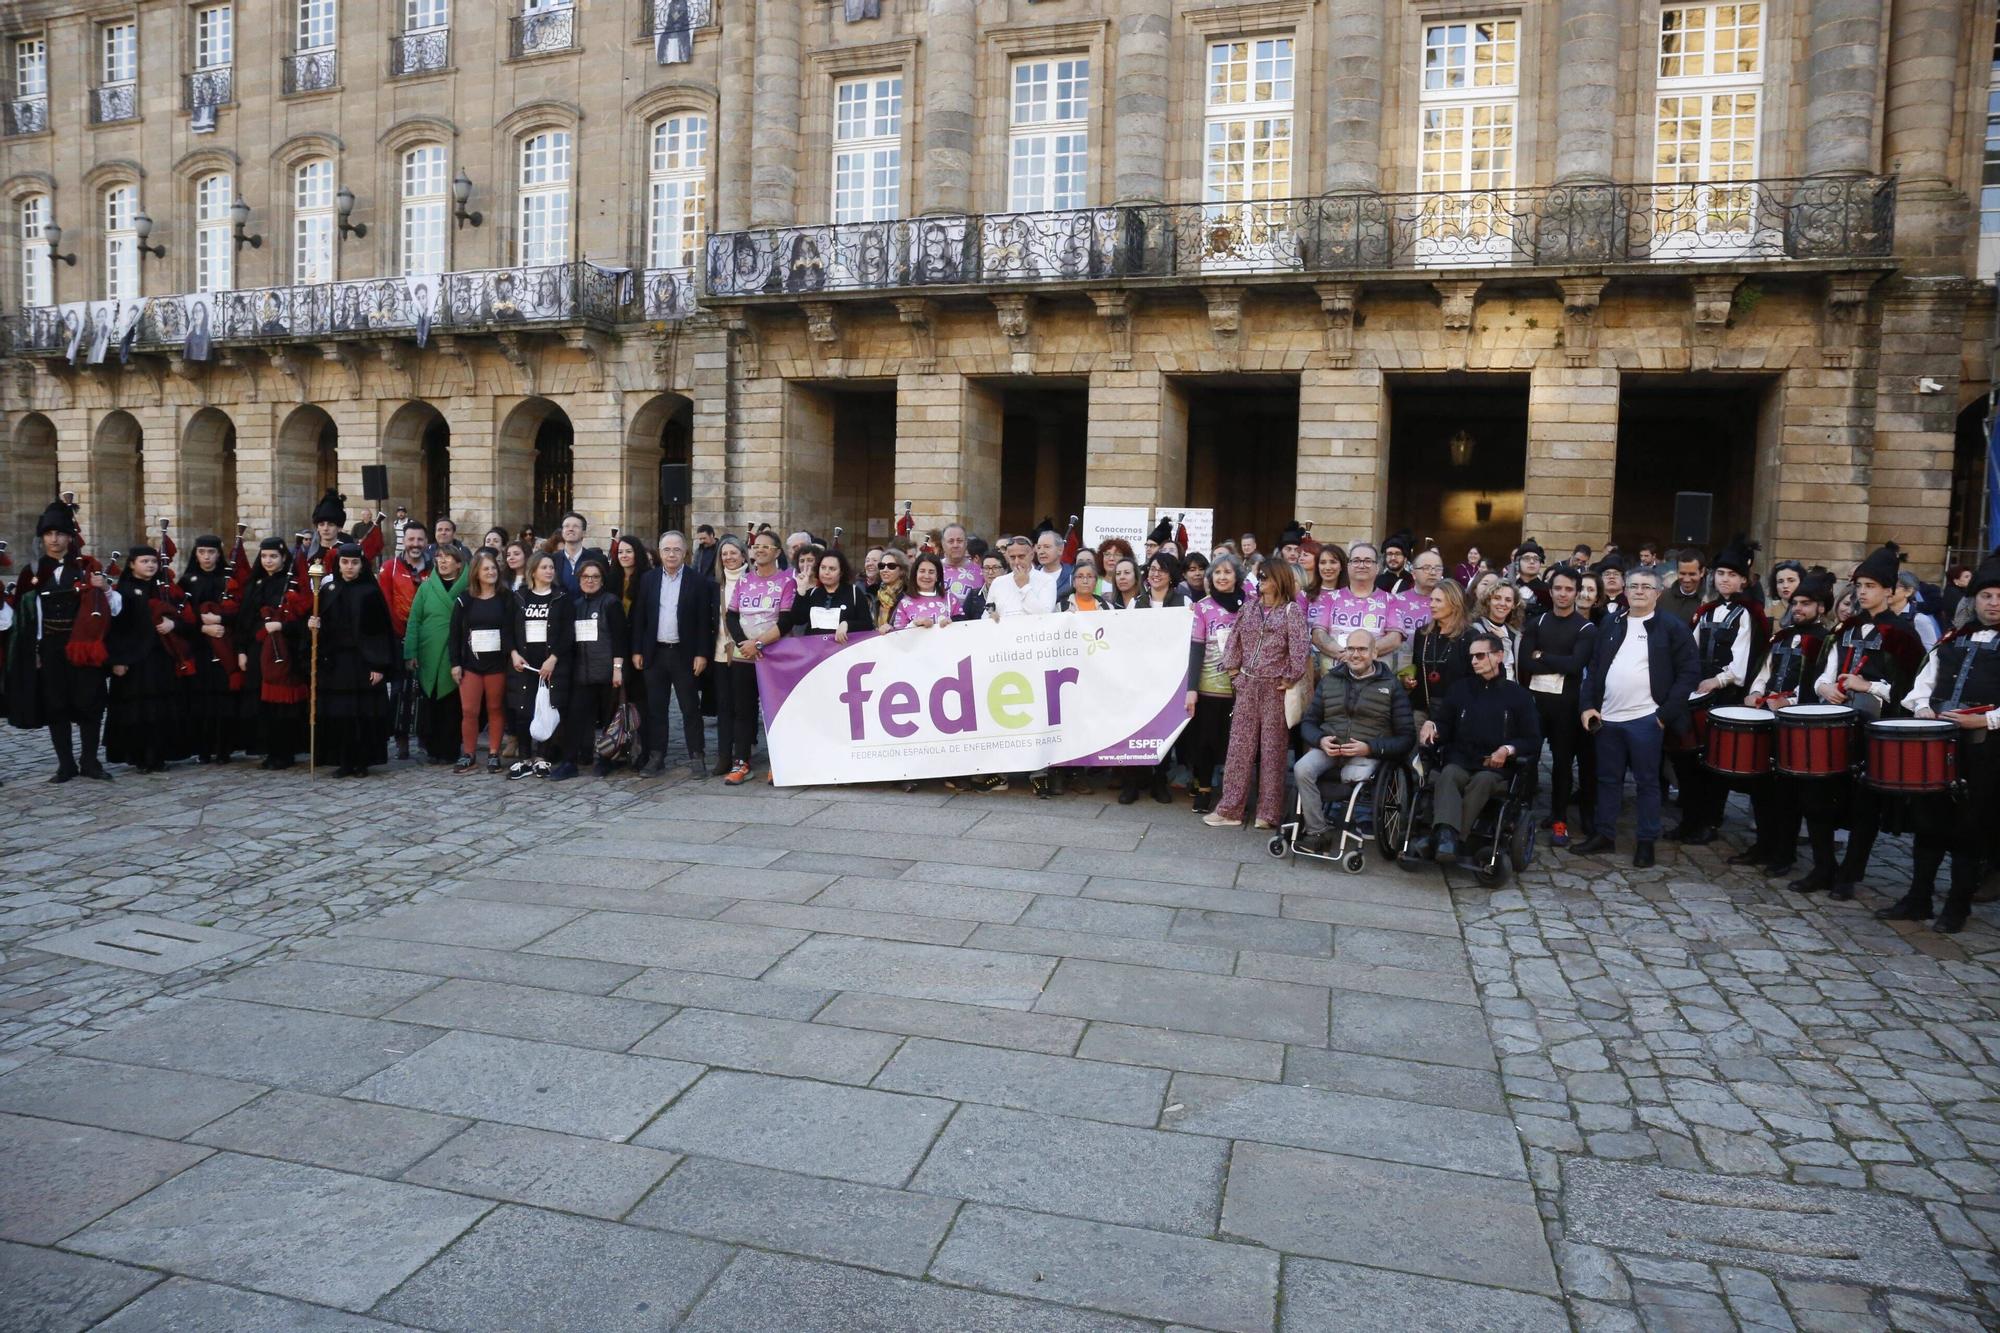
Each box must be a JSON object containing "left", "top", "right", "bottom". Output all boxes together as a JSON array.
[{"left": 529, "top": 679, "right": 562, "bottom": 742}]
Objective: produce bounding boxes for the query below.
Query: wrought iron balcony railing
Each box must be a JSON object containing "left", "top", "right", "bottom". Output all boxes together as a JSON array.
[
  {"left": 3, "top": 260, "right": 674, "bottom": 361},
  {"left": 637, "top": 0, "right": 713, "bottom": 40},
  {"left": 89, "top": 81, "right": 137, "bottom": 124},
  {"left": 511, "top": 9, "right": 577, "bottom": 57},
  {"left": 4, "top": 92, "right": 48, "bottom": 135},
  {"left": 282, "top": 49, "right": 338, "bottom": 94},
  {"left": 184, "top": 66, "right": 232, "bottom": 111},
  {"left": 390, "top": 26, "right": 450, "bottom": 75},
  {"left": 705, "top": 175, "right": 1898, "bottom": 298}
]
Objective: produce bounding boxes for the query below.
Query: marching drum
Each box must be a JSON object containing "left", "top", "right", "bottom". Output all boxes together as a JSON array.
[
  {"left": 1705, "top": 706, "right": 1775, "bottom": 777},
  {"left": 1775, "top": 704, "right": 1859, "bottom": 779},
  {"left": 1865, "top": 719, "right": 1958, "bottom": 795},
  {"left": 1666, "top": 703, "right": 1714, "bottom": 756}
]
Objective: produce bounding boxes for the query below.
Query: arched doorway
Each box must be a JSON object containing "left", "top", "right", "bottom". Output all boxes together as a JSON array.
[
  {"left": 8, "top": 413, "right": 59, "bottom": 546},
  {"left": 91, "top": 411, "right": 144, "bottom": 553},
  {"left": 180, "top": 407, "right": 238, "bottom": 537},
  {"left": 276, "top": 404, "right": 338, "bottom": 538},
  {"left": 1951, "top": 398, "right": 1991, "bottom": 560},
  {"left": 628, "top": 392, "right": 693, "bottom": 540},
  {"left": 497, "top": 398, "right": 573, "bottom": 536},
  {"left": 383, "top": 401, "right": 452, "bottom": 526}
]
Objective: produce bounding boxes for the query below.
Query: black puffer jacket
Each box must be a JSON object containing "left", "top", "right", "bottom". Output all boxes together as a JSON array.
[{"left": 1300, "top": 663, "right": 1415, "bottom": 758}]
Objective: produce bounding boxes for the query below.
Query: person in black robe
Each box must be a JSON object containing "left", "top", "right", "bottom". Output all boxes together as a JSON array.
[
  {"left": 311, "top": 543, "right": 396, "bottom": 776},
  {"left": 104, "top": 546, "right": 187, "bottom": 773},
  {"left": 178, "top": 535, "right": 241, "bottom": 764},
  {"left": 236, "top": 538, "right": 311, "bottom": 769},
  {"left": 7, "top": 500, "right": 115, "bottom": 782}
]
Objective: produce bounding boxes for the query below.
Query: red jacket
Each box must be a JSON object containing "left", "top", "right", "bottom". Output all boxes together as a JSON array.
[{"left": 377, "top": 557, "right": 426, "bottom": 638}]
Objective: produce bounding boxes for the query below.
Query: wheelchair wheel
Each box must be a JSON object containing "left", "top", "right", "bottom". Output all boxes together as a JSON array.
[
  {"left": 1267, "top": 835, "right": 1289, "bottom": 859},
  {"left": 1476, "top": 854, "right": 1508, "bottom": 887},
  {"left": 1373, "top": 763, "right": 1412, "bottom": 860},
  {"left": 1342, "top": 851, "right": 1366, "bottom": 875},
  {"left": 1508, "top": 815, "right": 1536, "bottom": 873}
]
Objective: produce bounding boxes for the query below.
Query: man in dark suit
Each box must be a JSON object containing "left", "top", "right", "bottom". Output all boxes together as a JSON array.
[
  {"left": 1574, "top": 568, "right": 1701, "bottom": 868},
  {"left": 630, "top": 530, "right": 716, "bottom": 777}
]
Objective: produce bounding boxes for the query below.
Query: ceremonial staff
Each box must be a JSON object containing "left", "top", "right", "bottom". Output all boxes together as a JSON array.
[{"left": 308, "top": 557, "right": 324, "bottom": 776}]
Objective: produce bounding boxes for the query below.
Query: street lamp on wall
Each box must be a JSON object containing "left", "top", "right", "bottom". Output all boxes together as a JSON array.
[
  {"left": 231, "top": 196, "right": 263, "bottom": 253},
  {"left": 43, "top": 221, "right": 76, "bottom": 266},
  {"left": 452, "top": 168, "right": 483, "bottom": 229},
  {"left": 133, "top": 212, "right": 167, "bottom": 260},
  {"left": 336, "top": 185, "right": 368, "bottom": 241}
]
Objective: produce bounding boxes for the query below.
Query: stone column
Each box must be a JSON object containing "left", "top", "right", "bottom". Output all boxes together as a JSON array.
[
  {"left": 715, "top": 1, "right": 756, "bottom": 234},
  {"left": 1085, "top": 368, "right": 1186, "bottom": 510},
  {"left": 918, "top": 0, "right": 976, "bottom": 216},
  {"left": 1802, "top": 0, "right": 1882, "bottom": 179},
  {"left": 1882, "top": 0, "right": 1971, "bottom": 271},
  {"left": 895, "top": 372, "right": 1001, "bottom": 536},
  {"left": 749, "top": 0, "right": 800, "bottom": 229},
  {"left": 1520, "top": 363, "right": 1619, "bottom": 552},
  {"left": 1297, "top": 364, "right": 1387, "bottom": 546},
  {"left": 1113, "top": 0, "right": 1172, "bottom": 205},
  {"left": 687, "top": 325, "right": 732, "bottom": 530},
  {"left": 1321, "top": 0, "right": 1384, "bottom": 195},
  {"left": 1552, "top": 0, "right": 1618, "bottom": 184},
  {"left": 1868, "top": 282, "right": 1973, "bottom": 572}
]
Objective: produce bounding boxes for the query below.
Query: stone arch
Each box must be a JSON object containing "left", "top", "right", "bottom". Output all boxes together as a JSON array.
[
  {"left": 90, "top": 410, "right": 144, "bottom": 553},
  {"left": 382, "top": 399, "right": 453, "bottom": 525},
  {"left": 7, "top": 412, "right": 59, "bottom": 547},
  {"left": 626, "top": 391, "right": 693, "bottom": 538},
  {"left": 276, "top": 403, "right": 339, "bottom": 536},
  {"left": 180, "top": 406, "right": 238, "bottom": 537},
  {"left": 497, "top": 397, "right": 573, "bottom": 534}
]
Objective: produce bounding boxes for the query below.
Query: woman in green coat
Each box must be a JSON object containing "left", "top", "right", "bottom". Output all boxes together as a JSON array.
[{"left": 403, "top": 543, "right": 469, "bottom": 763}]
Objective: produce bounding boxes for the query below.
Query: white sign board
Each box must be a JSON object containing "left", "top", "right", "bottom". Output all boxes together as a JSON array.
[
  {"left": 1156, "top": 509, "right": 1214, "bottom": 557},
  {"left": 1081, "top": 506, "right": 1150, "bottom": 550}
]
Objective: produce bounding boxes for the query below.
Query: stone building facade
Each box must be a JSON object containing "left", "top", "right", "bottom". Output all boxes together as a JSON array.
[{"left": 1, "top": 0, "right": 1995, "bottom": 572}]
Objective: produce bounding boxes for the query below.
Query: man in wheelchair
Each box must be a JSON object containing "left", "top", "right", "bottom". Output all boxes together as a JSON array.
[
  {"left": 1417, "top": 632, "right": 1541, "bottom": 864},
  {"left": 1294, "top": 629, "right": 1416, "bottom": 853}
]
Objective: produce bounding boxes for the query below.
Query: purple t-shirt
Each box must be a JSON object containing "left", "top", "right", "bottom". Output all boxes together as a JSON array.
[
  {"left": 1191, "top": 598, "right": 1240, "bottom": 696},
  {"left": 891, "top": 591, "right": 954, "bottom": 629},
  {"left": 1323, "top": 588, "right": 1397, "bottom": 638},
  {"left": 730, "top": 567, "right": 796, "bottom": 638},
  {"left": 941, "top": 559, "right": 985, "bottom": 602},
  {"left": 1390, "top": 588, "right": 1433, "bottom": 638}
]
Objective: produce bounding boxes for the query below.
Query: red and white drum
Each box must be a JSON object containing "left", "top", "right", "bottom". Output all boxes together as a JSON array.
[
  {"left": 1705, "top": 706, "right": 1775, "bottom": 777},
  {"left": 1865, "top": 719, "right": 1957, "bottom": 795},
  {"left": 1775, "top": 704, "right": 1859, "bottom": 779}
]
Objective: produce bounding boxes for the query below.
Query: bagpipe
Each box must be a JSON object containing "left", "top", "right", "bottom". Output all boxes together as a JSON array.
[
  {"left": 63, "top": 551, "right": 116, "bottom": 670},
  {"left": 185, "top": 523, "right": 251, "bottom": 692},
  {"left": 149, "top": 519, "right": 199, "bottom": 680}
]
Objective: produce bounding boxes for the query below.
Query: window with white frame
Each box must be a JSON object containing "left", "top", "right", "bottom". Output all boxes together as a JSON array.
[
  {"left": 1008, "top": 57, "right": 1089, "bottom": 213},
  {"left": 14, "top": 37, "right": 46, "bottom": 95},
  {"left": 294, "top": 158, "right": 335, "bottom": 283},
  {"left": 1415, "top": 18, "right": 1517, "bottom": 258},
  {"left": 299, "top": 0, "right": 336, "bottom": 51},
  {"left": 196, "top": 5, "right": 232, "bottom": 68},
  {"left": 20, "top": 193, "right": 51, "bottom": 307},
  {"left": 647, "top": 113, "right": 707, "bottom": 269},
  {"left": 104, "top": 186, "right": 139, "bottom": 300},
  {"left": 832, "top": 76, "right": 901, "bottom": 223},
  {"left": 195, "top": 172, "right": 233, "bottom": 292},
  {"left": 518, "top": 130, "right": 571, "bottom": 265},
  {"left": 401, "top": 144, "right": 448, "bottom": 274},
  {"left": 1202, "top": 37, "right": 1293, "bottom": 263},
  {"left": 1982, "top": 20, "right": 2000, "bottom": 277},
  {"left": 101, "top": 22, "right": 137, "bottom": 85},
  {"left": 406, "top": 0, "right": 447, "bottom": 31},
  {"left": 1654, "top": 3, "right": 1762, "bottom": 242}
]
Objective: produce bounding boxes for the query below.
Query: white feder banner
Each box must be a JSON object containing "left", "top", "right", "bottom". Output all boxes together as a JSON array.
[{"left": 753, "top": 610, "right": 1194, "bottom": 787}]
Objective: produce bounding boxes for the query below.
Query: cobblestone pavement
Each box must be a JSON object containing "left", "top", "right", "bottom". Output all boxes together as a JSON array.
[{"left": 0, "top": 718, "right": 1995, "bottom": 1331}]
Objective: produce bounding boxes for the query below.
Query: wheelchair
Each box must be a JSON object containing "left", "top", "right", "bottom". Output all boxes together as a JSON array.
[
  {"left": 1386, "top": 745, "right": 1540, "bottom": 886},
  {"left": 1267, "top": 754, "right": 1419, "bottom": 875}
]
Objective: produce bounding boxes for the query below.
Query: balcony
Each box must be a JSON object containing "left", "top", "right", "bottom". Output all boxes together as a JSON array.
[
  {"left": 3, "top": 92, "right": 47, "bottom": 135},
  {"left": 281, "top": 49, "right": 338, "bottom": 94},
  {"left": 183, "top": 66, "right": 232, "bottom": 112},
  {"left": 510, "top": 9, "right": 576, "bottom": 57},
  {"left": 390, "top": 26, "right": 450, "bottom": 76},
  {"left": 89, "top": 81, "right": 137, "bottom": 124},
  {"left": 3, "top": 261, "right": 695, "bottom": 361},
  {"left": 637, "top": 0, "right": 713, "bottom": 43},
  {"left": 704, "top": 175, "right": 1899, "bottom": 299}
]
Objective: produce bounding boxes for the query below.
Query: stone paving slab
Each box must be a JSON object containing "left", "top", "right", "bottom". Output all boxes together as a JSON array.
[
  {"left": 339, "top": 898, "right": 582, "bottom": 951},
  {"left": 931, "top": 1203, "right": 1280, "bottom": 1333},
  {"left": 1165, "top": 1072, "right": 1527, "bottom": 1180},
  {"left": 968, "top": 923, "right": 1238, "bottom": 975},
  {"left": 763, "top": 935, "right": 1057, "bottom": 1009},
  {"left": 484, "top": 851, "right": 690, "bottom": 888},
  {"left": 719, "top": 899, "right": 977, "bottom": 947},
  {"left": 900, "top": 861, "right": 1091, "bottom": 895},
  {"left": 298, "top": 937, "right": 643, "bottom": 994},
  {"left": 911, "top": 1103, "right": 1229, "bottom": 1234},
  {"left": 1334, "top": 923, "right": 1472, "bottom": 975},
  {"left": 677, "top": 1250, "right": 1157, "bottom": 1333},
  {"left": 381, "top": 977, "right": 678, "bottom": 1052},
  {"left": 69, "top": 1152, "right": 492, "bottom": 1312},
  {"left": 873, "top": 1036, "right": 1169, "bottom": 1126},
  {"left": 347, "top": 1030, "right": 703, "bottom": 1140},
  {"left": 580, "top": 838, "right": 790, "bottom": 871},
  {"left": 371, "top": 1204, "right": 733, "bottom": 1333},
  {"left": 965, "top": 811, "right": 1147, "bottom": 851},
  {"left": 1034, "top": 959, "right": 1329, "bottom": 1045},
  {"left": 0, "top": 1054, "right": 265, "bottom": 1138},
  {"left": 632, "top": 1007, "right": 903, "bottom": 1083},
  {"left": 1081, "top": 875, "right": 1283, "bottom": 917},
  {"left": 632, "top": 1069, "right": 954, "bottom": 1186},
  {"left": 1279, "top": 892, "right": 1462, "bottom": 937},
  {"left": 1220, "top": 1142, "right": 1559, "bottom": 1297},
  {"left": 400, "top": 1121, "right": 680, "bottom": 1219},
  {"left": 810, "top": 874, "right": 1034, "bottom": 924},
  {"left": 187, "top": 1089, "right": 468, "bottom": 1177},
  {"left": 812, "top": 992, "right": 1086, "bottom": 1056},
  {"left": 0, "top": 1238, "right": 162, "bottom": 1333},
  {"left": 1047, "top": 847, "right": 1243, "bottom": 887},
  {"left": 1327, "top": 988, "right": 1499, "bottom": 1071},
  {"left": 732, "top": 821, "right": 1057, "bottom": 869},
  {"left": 197, "top": 959, "right": 450, "bottom": 1017},
  {"left": 803, "top": 802, "right": 985, "bottom": 835},
  {"left": 1280, "top": 1257, "right": 1568, "bottom": 1333},
  {"left": 525, "top": 910, "right": 810, "bottom": 978},
  {"left": 627, "top": 1156, "right": 960, "bottom": 1277},
  {"left": 1076, "top": 1022, "right": 1286, "bottom": 1082},
  {"left": 1016, "top": 895, "right": 1176, "bottom": 940},
  {"left": 1235, "top": 949, "right": 1482, "bottom": 1006},
  {"left": 1168, "top": 907, "right": 1333, "bottom": 958},
  {"left": 1283, "top": 1045, "right": 1508, "bottom": 1115},
  {"left": 608, "top": 967, "right": 835, "bottom": 1019},
  {"left": 65, "top": 998, "right": 443, "bottom": 1094},
  {"left": 92, "top": 1277, "right": 420, "bottom": 1331},
  {"left": 455, "top": 876, "right": 732, "bottom": 919}
]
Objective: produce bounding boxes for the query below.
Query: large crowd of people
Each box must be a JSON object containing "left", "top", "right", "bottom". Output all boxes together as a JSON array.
[{"left": 4, "top": 493, "right": 1995, "bottom": 933}]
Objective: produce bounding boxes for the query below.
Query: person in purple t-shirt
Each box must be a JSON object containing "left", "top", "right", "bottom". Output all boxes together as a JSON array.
[
  {"left": 1321, "top": 542, "right": 1404, "bottom": 662},
  {"left": 939, "top": 524, "right": 986, "bottom": 604},
  {"left": 722, "top": 529, "right": 796, "bottom": 786}
]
